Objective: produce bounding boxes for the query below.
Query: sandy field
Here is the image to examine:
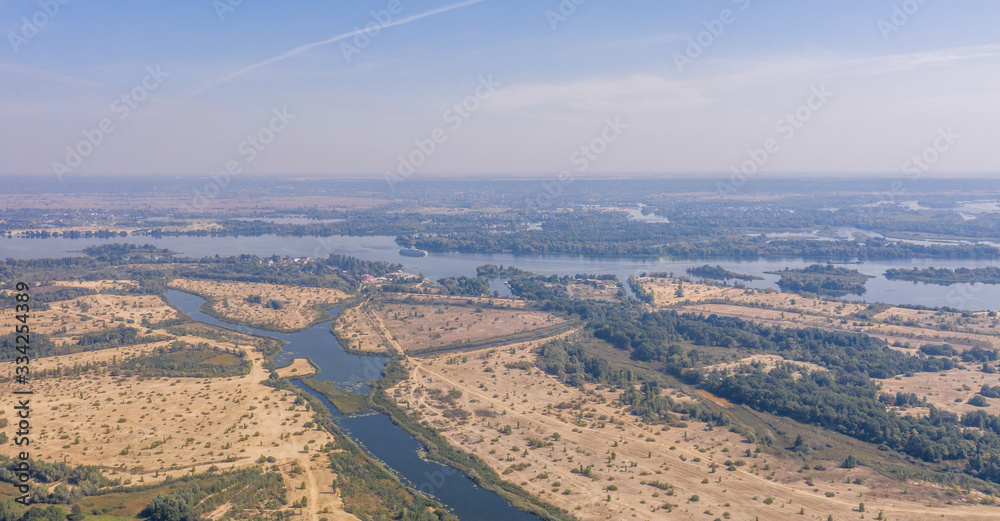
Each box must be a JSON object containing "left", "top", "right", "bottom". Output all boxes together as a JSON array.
[
  {"left": 874, "top": 307, "right": 1000, "bottom": 336},
  {"left": 370, "top": 301, "right": 569, "bottom": 352},
  {"left": 880, "top": 368, "right": 1000, "bottom": 417},
  {"left": 378, "top": 294, "right": 527, "bottom": 308},
  {"left": 0, "top": 291, "right": 180, "bottom": 344},
  {"left": 703, "top": 354, "right": 825, "bottom": 380},
  {"left": 334, "top": 301, "right": 400, "bottom": 355},
  {"left": 390, "top": 345, "right": 1000, "bottom": 521},
  {"left": 276, "top": 358, "right": 318, "bottom": 379},
  {"left": 677, "top": 303, "right": 1000, "bottom": 353},
  {"left": 639, "top": 277, "right": 869, "bottom": 318},
  {"left": 642, "top": 277, "right": 1000, "bottom": 342},
  {"left": 0, "top": 351, "right": 354, "bottom": 521},
  {"left": 0, "top": 277, "right": 356, "bottom": 520},
  {"left": 169, "top": 278, "right": 347, "bottom": 331}
]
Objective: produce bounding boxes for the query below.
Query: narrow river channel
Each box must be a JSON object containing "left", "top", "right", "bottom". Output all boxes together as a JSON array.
[{"left": 165, "top": 289, "right": 542, "bottom": 521}]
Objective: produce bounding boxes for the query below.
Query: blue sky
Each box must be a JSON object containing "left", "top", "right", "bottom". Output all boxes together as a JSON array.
[{"left": 2, "top": 0, "right": 998, "bottom": 178}]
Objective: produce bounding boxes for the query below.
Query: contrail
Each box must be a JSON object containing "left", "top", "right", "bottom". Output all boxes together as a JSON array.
[{"left": 195, "top": 0, "right": 485, "bottom": 93}]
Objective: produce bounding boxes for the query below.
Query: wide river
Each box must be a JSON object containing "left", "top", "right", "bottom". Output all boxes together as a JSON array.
[{"left": 3, "top": 234, "right": 999, "bottom": 310}]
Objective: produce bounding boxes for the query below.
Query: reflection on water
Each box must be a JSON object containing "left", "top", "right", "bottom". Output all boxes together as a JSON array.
[
  {"left": 7, "top": 234, "right": 1000, "bottom": 310},
  {"left": 165, "top": 289, "right": 541, "bottom": 521}
]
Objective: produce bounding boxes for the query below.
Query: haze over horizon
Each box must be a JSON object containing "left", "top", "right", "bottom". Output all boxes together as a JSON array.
[{"left": 2, "top": 0, "right": 998, "bottom": 178}]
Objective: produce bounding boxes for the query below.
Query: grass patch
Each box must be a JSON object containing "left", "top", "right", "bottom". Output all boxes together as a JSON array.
[{"left": 300, "top": 378, "right": 371, "bottom": 415}]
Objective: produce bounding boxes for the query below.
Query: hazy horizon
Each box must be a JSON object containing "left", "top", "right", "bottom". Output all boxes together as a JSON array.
[{"left": 3, "top": 1, "right": 998, "bottom": 178}]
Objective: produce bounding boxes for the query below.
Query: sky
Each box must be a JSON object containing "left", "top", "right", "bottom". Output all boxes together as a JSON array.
[{"left": 1, "top": 0, "right": 999, "bottom": 179}]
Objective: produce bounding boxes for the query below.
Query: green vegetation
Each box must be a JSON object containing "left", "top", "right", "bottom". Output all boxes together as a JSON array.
[
  {"left": 114, "top": 342, "right": 251, "bottom": 378},
  {"left": 884, "top": 266, "right": 1000, "bottom": 285},
  {"left": 82, "top": 243, "right": 174, "bottom": 261},
  {"left": 283, "top": 376, "right": 460, "bottom": 521},
  {"left": 767, "top": 264, "right": 873, "bottom": 296},
  {"left": 75, "top": 325, "right": 141, "bottom": 348},
  {"left": 436, "top": 276, "right": 490, "bottom": 296},
  {"left": 0, "top": 458, "right": 112, "bottom": 505},
  {"left": 476, "top": 264, "right": 534, "bottom": 278},
  {"left": 299, "top": 379, "right": 371, "bottom": 415},
  {"left": 627, "top": 276, "right": 654, "bottom": 304},
  {"left": 0, "top": 326, "right": 166, "bottom": 363},
  {"left": 686, "top": 265, "right": 762, "bottom": 282},
  {"left": 533, "top": 296, "right": 1000, "bottom": 488},
  {"left": 139, "top": 466, "right": 286, "bottom": 521},
  {"left": 702, "top": 363, "right": 1000, "bottom": 486}
]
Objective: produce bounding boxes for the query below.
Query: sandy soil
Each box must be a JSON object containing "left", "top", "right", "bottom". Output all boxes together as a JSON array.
[
  {"left": 49, "top": 279, "right": 138, "bottom": 291},
  {"left": 639, "top": 277, "right": 869, "bottom": 317},
  {"left": 390, "top": 345, "right": 1000, "bottom": 520},
  {"left": 276, "top": 358, "right": 318, "bottom": 379},
  {"left": 334, "top": 302, "right": 399, "bottom": 355},
  {"left": 679, "top": 303, "right": 1000, "bottom": 354},
  {"left": 370, "top": 301, "right": 568, "bottom": 352},
  {"left": 169, "top": 279, "right": 347, "bottom": 331},
  {"left": 0, "top": 292, "right": 180, "bottom": 343},
  {"left": 0, "top": 351, "right": 356, "bottom": 521},
  {"left": 0, "top": 277, "right": 356, "bottom": 520},
  {"left": 378, "top": 294, "right": 527, "bottom": 308},
  {"left": 880, "top": 368, "right": 1000, "bottom": 417},
  {"left": 642, "top": 277, "right": 1000, "bottom": 345},
  {"left": 703, "top": 354, "right": 825, "bottom": 380},
  {"left": 874, "top": 307, "right": 1000, "bottom": 336}
]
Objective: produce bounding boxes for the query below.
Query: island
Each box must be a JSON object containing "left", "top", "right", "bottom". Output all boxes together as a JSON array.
[
  {"left": 884, "top": 266, "right": 1000, "bottom": 285},
  {"left": 767, "top": 264, "right": 874, "bottom": 296}
]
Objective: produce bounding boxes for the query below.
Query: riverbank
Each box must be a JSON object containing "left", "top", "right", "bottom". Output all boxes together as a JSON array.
[{"left": 369, "top": 359, "right": 574, "bottom": 521}]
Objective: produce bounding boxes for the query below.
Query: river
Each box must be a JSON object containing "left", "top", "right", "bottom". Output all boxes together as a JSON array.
[
  {"left": 4, "top": 234, "right": 999, "bottom": 310},
  {"left": 165, "top": 289, "right": 541, "bottom": 521}
]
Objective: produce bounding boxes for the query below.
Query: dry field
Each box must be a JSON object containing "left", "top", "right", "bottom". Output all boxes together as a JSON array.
[
  {"left": 638, "top": 277, "right": 869, "bottom": 317},
  {"left": 874, "top": 307, "right": 1000, "bottom": 336},
  {"left": 275, "top": 358, "right": 318, "bottom": 379},
  {"left": 390, "top": 345, "right": 1000, "bottom": 520},
  {"left": 641, "top": 277, "right": 1000, "bottom": 342},
  {"left": 169, "top": 278, "right": 347, "bottom": 331},
  {"left": 378, "top": 294, "right": 527, "bottom": 308},
  {"left": 703, "top": 354, "right": 825, "bottom": 380},
  {"left": 0, "top": 291, "right": 180, "bottom": 344},
  {"left": 0, "top": 277, "right": 357, "bottom": 520},
  {"left": 0, "top": 352, "right": 355, "bottom": 521},
  {"left": 880, "top": 368, "right": 1000, "bottom": 417},
  {"left": 369, "top": 301, "right": 569, "bottom": 352},
  {"left": 334, "top": 302, "right": 399, "bottom": 355}
]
